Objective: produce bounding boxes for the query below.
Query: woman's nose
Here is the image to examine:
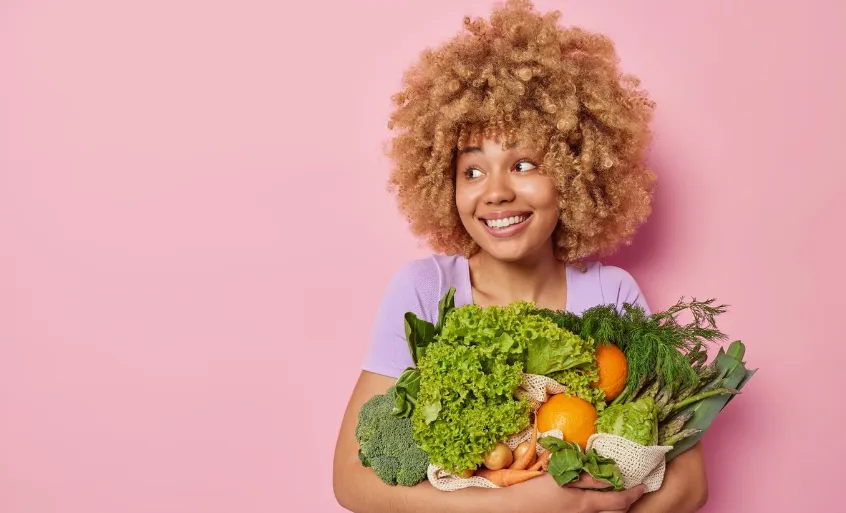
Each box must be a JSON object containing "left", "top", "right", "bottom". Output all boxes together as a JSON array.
[{"left": 482, "top": 172, "right": 516, "bottom": 205}]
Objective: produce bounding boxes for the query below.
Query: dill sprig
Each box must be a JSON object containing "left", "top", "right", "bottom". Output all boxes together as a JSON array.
[{"left": 537, "top": 298, "right": 729, "bottom": 405}]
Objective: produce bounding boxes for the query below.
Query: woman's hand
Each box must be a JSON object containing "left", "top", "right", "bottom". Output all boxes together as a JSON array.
[{"left": 502, "top": 473, "right": 645, "bottom": 513}]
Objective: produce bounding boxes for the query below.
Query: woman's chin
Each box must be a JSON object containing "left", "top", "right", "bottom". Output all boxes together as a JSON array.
[{"left": 477, "top": 240, "right": 540, "bottom": 263}]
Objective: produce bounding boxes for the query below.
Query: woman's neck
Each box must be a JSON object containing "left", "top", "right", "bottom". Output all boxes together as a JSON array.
[{"left": 467, "top": 247, "right": 567, "bottom": 308}]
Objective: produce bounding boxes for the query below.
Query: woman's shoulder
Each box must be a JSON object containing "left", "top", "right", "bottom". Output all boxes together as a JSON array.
[
  {"left": 570, "top": 261, "right": 651, "bottom": 315},
  {"left": 362, "top": 254, "right": 468, "bottom": 378},
  {"left": 381, "top": 253, "right": 470, "bottom": 321}
]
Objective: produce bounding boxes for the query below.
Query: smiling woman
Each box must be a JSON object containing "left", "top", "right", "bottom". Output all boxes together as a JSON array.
[{"left": 332, "top": 1, "right": 709, "bottom": 512}]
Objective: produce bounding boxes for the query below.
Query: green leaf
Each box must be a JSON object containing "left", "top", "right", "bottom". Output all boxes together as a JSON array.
[
  {"left": 525, "top": 329, "right": 594, "bottom": 376},
  {"left": 582, "top": 449, "right": 624, "bottom": 491},
  {"left": 421, "top": 399, "right": 441, "bottom": 424},
  {"left": 547, "top": 448, "right": 585, "bottom": 486},
  {"left": 435, "top": 287, "right": 456, "bottom": 334},
  {"left": 551, "top": 469, "right": 582, "bottom": 486},
  {"left": 539, "top": 436, "right": 575, "bottom": 453},
  {"left": 392, "top": 368, "right": 421, "bottom": 418},
  {"left": 595, "top": 396, "right": 659, "bottom": 446},
  {"left": 404, "top": 312, "right": 436, "bottom": 366}
]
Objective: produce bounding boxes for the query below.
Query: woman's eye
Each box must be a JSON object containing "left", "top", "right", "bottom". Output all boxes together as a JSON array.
[
  {"left": 464, "top": 168, "right": 483, "bottom": 179},
  {"left": 515, "top": 161, "right": 537, "bottom": 173}
]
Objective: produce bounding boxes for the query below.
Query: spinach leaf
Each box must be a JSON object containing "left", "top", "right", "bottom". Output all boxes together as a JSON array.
[
  {"left": 404, "top": 312, "right": 436, "bottom": 366},
  {"left": 583, "top": 449, "right": 624, "bottom": 491},
  {"left": 392, "top": 368, "right": 421, "bottom": 418},
  {"left": 540, "top": 436, "right": 624, "bottom": 490}
]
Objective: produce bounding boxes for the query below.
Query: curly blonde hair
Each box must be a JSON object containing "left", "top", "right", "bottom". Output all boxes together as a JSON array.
[{"left": 386, "top": 0, "right": 656, "bottom": 263}]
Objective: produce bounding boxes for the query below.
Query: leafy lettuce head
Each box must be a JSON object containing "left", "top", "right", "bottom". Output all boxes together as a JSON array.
[{"left": 594, "top": 396, "right": 659, "bottom": 446}]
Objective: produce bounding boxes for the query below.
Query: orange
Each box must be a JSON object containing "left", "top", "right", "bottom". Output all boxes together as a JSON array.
[
  {"left": 593, "top": 343, "right": 628, "bottom": 401},
  {"left": 536, "top": 394, "right": 598, "bottom": 449}
]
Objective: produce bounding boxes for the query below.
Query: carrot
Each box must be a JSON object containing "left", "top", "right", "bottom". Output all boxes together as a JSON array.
[
  {"left": 509, "top": 415, "right": 538, "bottom": 470},
  {"left": 528, "top": 450, "right": 551, "bottom": 471},
  {"left": 475, "top": 468, "right": 544, "bottom": 487}
]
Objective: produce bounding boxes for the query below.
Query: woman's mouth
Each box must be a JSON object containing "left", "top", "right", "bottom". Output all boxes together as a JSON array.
[{"left": 479, "top": 213, "right": 532, "bottom": 238}]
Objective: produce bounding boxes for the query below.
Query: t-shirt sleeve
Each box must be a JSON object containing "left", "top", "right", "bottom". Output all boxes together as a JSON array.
[
  {"left": 361, "top": 258, "right": 441, "bottom": 379},
  {"left": 598, "top": 264, "right": 652, "bottom": 316}
]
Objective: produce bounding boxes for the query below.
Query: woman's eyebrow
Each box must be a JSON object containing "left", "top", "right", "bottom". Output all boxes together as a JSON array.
[{"left": 458, "top": 142, "right": 520, "bottom": 155}]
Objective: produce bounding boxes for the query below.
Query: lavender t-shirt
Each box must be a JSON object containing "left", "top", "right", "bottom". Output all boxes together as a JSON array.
[{"left": 362, "top": 254, "right": 651, "bottom": 379}]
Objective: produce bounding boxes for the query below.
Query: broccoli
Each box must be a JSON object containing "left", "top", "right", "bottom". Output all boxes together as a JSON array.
[{"left": 355, "top": 387, "right": 430, "bottom": 487}]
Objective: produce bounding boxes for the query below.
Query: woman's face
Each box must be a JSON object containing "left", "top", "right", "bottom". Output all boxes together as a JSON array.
[{"left": 454, "top": 138, "right": 560, "bottom": 262}]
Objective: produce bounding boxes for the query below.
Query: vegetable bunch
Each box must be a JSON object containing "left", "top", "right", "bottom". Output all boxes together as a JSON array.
[
  {"left": 543, "top": 301, "right": 757, "bottom": 461},
  {"left": 353, "top": 287, "right": 756, "bottom": 490}
]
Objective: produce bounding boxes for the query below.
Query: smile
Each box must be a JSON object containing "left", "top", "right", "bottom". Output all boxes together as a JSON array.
[
  {"left": 478, "top": 213, "right": 533, "bottom": 238},
  {"left": 483, "top": 215, "right": 528, "bottom": 229}
]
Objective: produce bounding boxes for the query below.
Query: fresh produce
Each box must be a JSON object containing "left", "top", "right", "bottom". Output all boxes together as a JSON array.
[
  {"left": 508, "top": 419, "right": 539, "bottom": 470},
  {"left": 593, "top": 343, "right": 628, "bottom": 401},
  {"left": 539, "top": 297, "right": 755, "bottom": 461},
  {"left": 355, "top": 387, "right": 431, "bottom": 486},
  {"left": 474, "top": 468, "right": 545, "bottom": 486},
  {"left": 482, "top": 443, "right": 514, "bottom": 470},
  {"left": 353, "top": 286, "right": 756, "bottom": 492},
  {"left": 511, "top": 442, "right": 536, "bottom": 468},
  {"left": 594, "top": 396, "right": 659, "bottom": 446},
  {"left": 664, "top": 340, "right": 756, "bottom": 460},
  {"left": 536, "top": 394, "right": 598, "bottom": 449},
  {"left": 539, "top": 436, "right": 624, "bottom": 490},
  {"left": 537, "top": 298, "right": 729, "bottom": 405}
]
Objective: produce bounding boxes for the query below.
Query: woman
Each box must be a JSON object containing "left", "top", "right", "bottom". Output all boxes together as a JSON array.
[{"left": 333, "top": 1, "right": 709, "bottom": 511}]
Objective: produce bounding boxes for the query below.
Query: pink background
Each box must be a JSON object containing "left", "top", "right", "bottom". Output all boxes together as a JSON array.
[{"left": 2, "top": 1, "right": 844, "bottom": 511}]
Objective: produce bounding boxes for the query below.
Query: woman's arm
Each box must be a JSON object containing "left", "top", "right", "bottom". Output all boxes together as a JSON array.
[{"left": 627, "top": 442, "right": 709, "bottom": 513}]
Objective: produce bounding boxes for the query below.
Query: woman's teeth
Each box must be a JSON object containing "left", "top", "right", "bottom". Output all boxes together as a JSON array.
[{"left": 485, "top": 215, "right": 527, "bottom": 229}]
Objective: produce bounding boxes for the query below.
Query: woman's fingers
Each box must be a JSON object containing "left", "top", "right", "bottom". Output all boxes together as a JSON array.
[{"left": 580, "top": 484, "right": 646, "bottom": 512}]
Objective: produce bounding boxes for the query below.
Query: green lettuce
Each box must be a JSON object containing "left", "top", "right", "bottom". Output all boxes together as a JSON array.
[
  {"left": 412, "top": 341, "right": 530, "bottom": 474},
  {"left": 594, "top": 396, "right": 659, "bottom": 446}
]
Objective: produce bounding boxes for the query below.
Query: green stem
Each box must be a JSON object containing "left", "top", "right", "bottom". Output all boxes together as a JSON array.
[
  {"left": 669, "top": 388, "right": 739, "bottom": 414},
  {"left": 660, "top": 428, "right": 702, "bottom": 446}
]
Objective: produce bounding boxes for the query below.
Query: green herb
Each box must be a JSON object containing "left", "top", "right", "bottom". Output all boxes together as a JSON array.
[{"left": 538, "top": 298, "right": 729, "bottom": 405}]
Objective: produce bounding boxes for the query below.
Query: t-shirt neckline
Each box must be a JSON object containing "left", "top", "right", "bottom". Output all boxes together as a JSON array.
[{"left": 457, "top": 255, "right": 572, "bottom": 312}]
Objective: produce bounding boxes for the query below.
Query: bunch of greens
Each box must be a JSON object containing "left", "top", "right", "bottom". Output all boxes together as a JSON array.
[
  {"left": 536, "top": 298, "right": 730, "bottom": 405},
  {"left": 539, "top": 437, "right": 624, "bottom": 490},
  {"left": 540, "top": 300, "right": 756, "bottom": 459}
]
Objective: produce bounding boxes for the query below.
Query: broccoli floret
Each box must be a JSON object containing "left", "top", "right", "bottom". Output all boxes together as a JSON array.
[{"left": 354, "top": 387, "right": 430, "bottom": 486}]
